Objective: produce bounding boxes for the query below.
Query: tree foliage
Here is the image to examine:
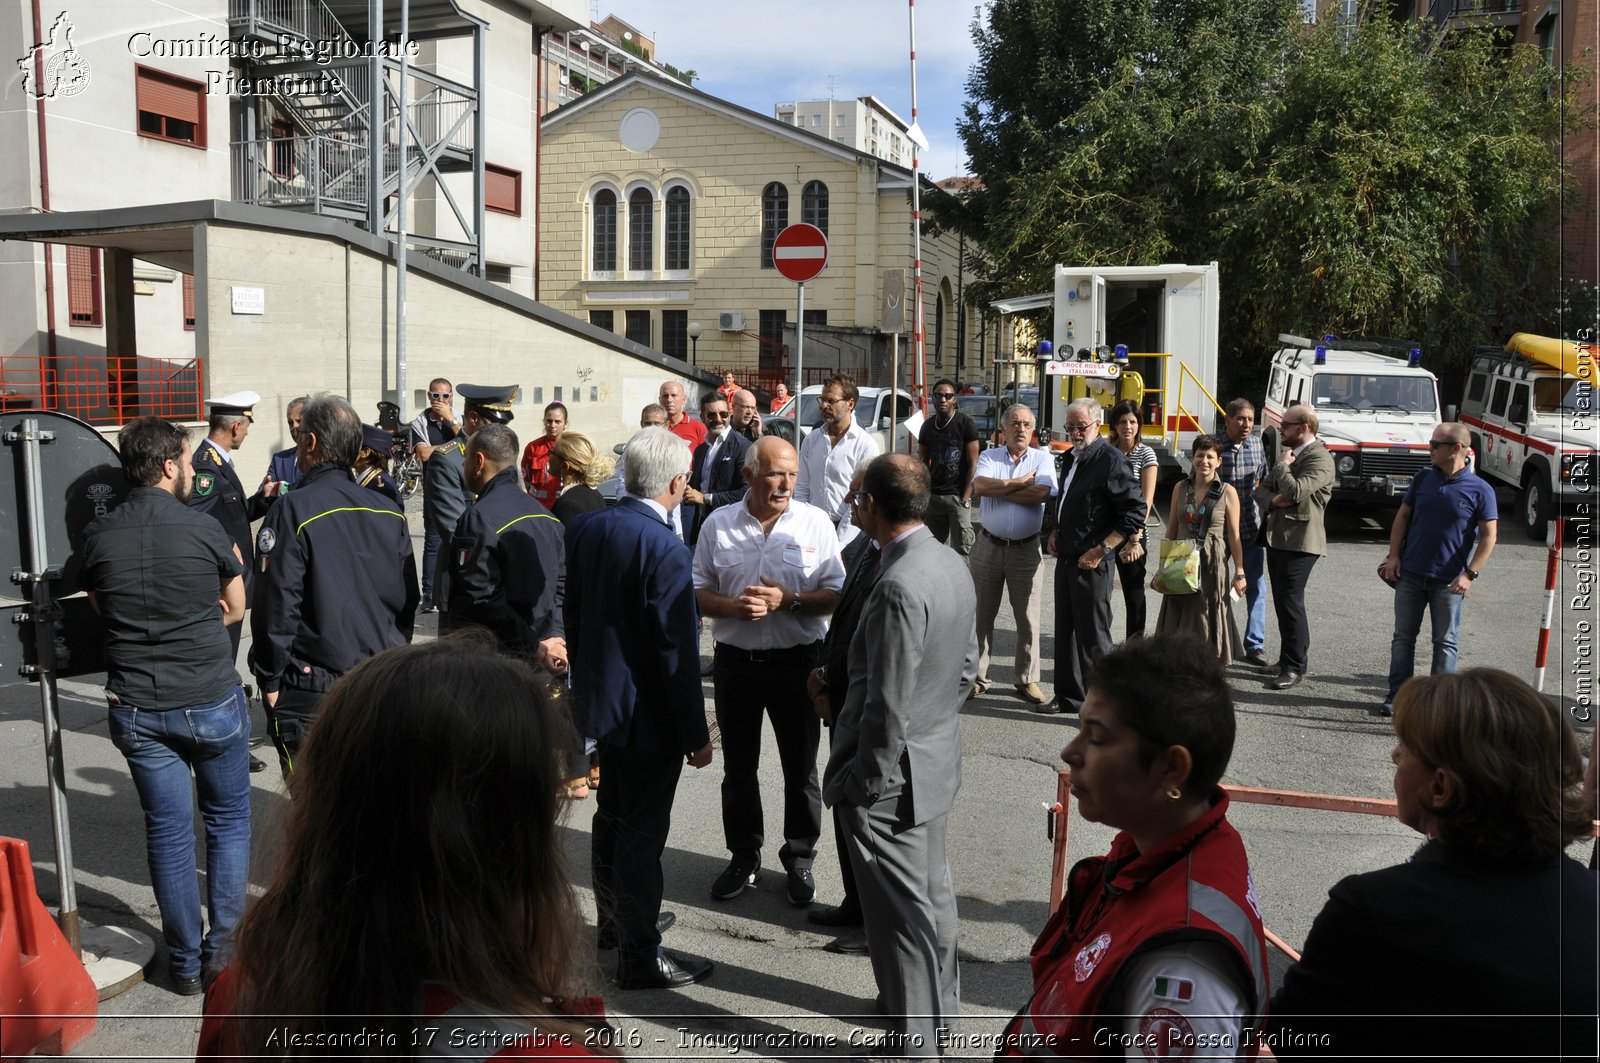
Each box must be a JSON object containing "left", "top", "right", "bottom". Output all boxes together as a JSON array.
[{"left": 951, "top": 1, "right": 1580, "bottom": 378}]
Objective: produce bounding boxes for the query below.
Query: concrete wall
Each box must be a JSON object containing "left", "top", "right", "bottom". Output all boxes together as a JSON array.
[
  {"left": 539, "top": 78, "right": 983, "bottom": 383},
  {"left": 201, "top": 220, "right": 701, "bottom": 457}
]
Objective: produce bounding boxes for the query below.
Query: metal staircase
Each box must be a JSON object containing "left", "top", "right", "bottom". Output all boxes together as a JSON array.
[{"left": 226, "top": 0, "right": 484, "bottom": 271}]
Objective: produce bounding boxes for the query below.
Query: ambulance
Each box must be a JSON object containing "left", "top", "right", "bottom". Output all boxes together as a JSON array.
[
  {"left": 1458, "top": 332, "right": 1597, "bottom": 539},
  {"left": 1260, "top": 334, "right": 1443, "bottom": 507}
]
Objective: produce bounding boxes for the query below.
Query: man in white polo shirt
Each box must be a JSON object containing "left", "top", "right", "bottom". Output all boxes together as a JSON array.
[
  {"left": 970, "top": 403, "right": 1058, "bottom": 705},
  {"left": 694, "top": 436, "right": 845, "bottom": 908}
]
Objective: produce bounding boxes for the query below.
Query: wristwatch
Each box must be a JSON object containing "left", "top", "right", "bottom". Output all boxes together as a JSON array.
[
  {"left": 1101, "top": 540, "right": 1117, "bottom": 552},
  {"left": 960, "top": 498, "right": 971, "bottom": 508},
  {"left": 789, "top": 591, "right": 803, "bottom": 613},
  {"left": 1464, "top": 568, "right": 1480, "bottom": 581}
]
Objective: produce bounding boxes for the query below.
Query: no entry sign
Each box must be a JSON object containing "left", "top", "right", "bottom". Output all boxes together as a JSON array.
[{"left": 772, "top": 223, "right": 829, "bottom": 283}]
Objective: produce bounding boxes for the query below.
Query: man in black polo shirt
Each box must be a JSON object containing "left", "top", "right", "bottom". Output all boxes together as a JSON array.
[
  {"left": 81, "top": 416, "right": 249, "bottom": 995},
  {"left": 916, "top": 379, "right": 980, "bottom": 556}
]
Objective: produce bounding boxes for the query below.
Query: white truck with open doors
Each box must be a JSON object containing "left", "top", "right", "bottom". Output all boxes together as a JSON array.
[
  {"left": 1260, "top": 334, "right": 1443, "bottom": 508},
  {"left": 1041, "top": 263, "right": 1221, "bottom": 477},
  {"left": 1458, "top": 332, "right": 1597, "bottom": 539}
]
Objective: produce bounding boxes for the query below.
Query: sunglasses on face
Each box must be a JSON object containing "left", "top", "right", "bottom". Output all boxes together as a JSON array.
[
  {"left": 430, "top": 392, "right": 451, "bottom": 400},
  {"left": 934, "top": 391, "right": 957, "bottom": 400}
]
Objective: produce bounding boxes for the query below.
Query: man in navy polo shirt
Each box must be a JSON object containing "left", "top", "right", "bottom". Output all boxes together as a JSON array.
[{"left": 1378, "top": 422, "right": 1498, "bottom": 713}]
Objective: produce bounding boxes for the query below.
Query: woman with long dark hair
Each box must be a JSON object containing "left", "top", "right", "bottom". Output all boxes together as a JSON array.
[{"left": 198, "top": 637, "right": 609, "bottom": 1060}]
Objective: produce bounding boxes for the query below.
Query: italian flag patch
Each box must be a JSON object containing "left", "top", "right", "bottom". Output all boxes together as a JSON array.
[{"left": 1152, "top": 976, "right": 1194, "bottom": 1002}]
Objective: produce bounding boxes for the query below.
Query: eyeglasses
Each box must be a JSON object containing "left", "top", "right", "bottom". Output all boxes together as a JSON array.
[
  {"left": 1063, "top": 422, "right": 1097, "bottom": 434},
  {"left": 933, "top": 391, "right": 957, "bottom": 400},
  {"left": 847, "top": 490, "right": 864, "bottom": 505},
  {"left": 429, "top": 391, "right": 451, "bottom": 400},
  {"left": 704, "top": 410, "right": 731, "bottom": 421},
  {"left": 1429, "top": 439, "right": 1459, "bottom": 449}
]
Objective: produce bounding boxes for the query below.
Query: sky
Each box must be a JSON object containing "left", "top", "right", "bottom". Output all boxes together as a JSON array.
[{"left": 607, "top": 0, "right": 982, "bottom": 177}]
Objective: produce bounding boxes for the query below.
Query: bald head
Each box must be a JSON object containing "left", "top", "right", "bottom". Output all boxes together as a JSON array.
[{"left": 742, "top": 435, "right": 798, "bottom": 520}]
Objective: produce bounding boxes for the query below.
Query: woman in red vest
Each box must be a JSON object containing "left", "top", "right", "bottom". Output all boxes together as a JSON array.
[
  {"left": 197, "top": 638, "right": 610, "bottom": 1060},
  {"left": 1000, "top": 636, "right": 1269, "bottom": 1059}
]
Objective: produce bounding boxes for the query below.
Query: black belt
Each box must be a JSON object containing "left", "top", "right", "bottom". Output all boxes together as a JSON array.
[
  {"left": 714, "top": 641, "right": 821, "bottom": 664},
  {"left": 981, "top": 528, "right": 1039, "bottom": 548}
]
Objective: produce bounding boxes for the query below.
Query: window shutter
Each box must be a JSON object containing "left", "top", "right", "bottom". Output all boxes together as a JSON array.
[
  {"left": 182, "top": 273, "right": 196, "bottom": 330},
  {"left": 67, "top": 246, "right": 102, "bottom": 327},
  {"left": 136, "top": 68, "right": 201, "bottom": 124},
  {"left": 485, "top": 165, "right": 520, "bottom": 215}
]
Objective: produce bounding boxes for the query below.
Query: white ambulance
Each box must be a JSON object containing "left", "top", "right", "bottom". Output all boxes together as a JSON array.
[{"left": 1261, "top": 334, "right": 1442, "bottom": 507}]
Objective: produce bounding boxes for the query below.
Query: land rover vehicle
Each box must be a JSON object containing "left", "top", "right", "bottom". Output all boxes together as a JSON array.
[
  {"left": 1261, "top": 334, "right": 1441, "bottom": 506},
  {"left": 1459, "top": 332, "right": 1597, "bottom": 539}
]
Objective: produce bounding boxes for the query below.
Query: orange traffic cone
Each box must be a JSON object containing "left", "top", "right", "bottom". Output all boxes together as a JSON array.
[{"left": 0, "top": 837, "right": 96, "bottom": 1058}]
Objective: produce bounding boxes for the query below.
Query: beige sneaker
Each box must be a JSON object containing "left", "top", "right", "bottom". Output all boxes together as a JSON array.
[{"left": 967, "top": 678, "right": 991, "bottom": 700}]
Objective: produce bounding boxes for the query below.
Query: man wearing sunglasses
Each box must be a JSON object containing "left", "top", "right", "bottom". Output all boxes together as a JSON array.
[
  {"left": 683, "top": 391, "right": 751, "bottom": 545},
  {"left": 1377, "top": 422, "right": 1497, "bottom": 714},
  {"left": 916, "top": 379, "right": 980, "bottom": 556},
  {"left": 407, "top": 378, "right": 468, "bottom": 613}
]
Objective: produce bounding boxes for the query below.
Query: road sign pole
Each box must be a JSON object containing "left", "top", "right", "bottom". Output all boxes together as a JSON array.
[{"left": 794, "top": 281, "right": 805, "bottom": 419}]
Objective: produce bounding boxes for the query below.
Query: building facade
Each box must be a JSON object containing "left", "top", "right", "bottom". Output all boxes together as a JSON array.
[{"left": 772, "top": 96, "right": 912, "bottom": 168}]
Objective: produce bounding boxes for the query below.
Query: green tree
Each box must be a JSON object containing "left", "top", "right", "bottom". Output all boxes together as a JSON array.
[{"left": 953, "top": 2, "right": 1577, "bottom": 378}]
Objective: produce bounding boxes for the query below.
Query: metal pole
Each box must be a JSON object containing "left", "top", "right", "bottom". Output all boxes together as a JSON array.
[
  {"left": 394, "top": 0, "right": 410, "bottom": 422},
  {"left": 795, "top": 282, "right": 805, "bottom": 418},
  {"left": 15, "top": 417, "right": 79, "bottom": 953},
  {"left": 907, "top": 0, "right": 926, "bottom": 414}
]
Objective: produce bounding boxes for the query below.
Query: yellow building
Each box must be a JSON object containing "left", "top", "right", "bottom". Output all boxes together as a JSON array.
[{"left": 539, "top": 71, "right": 992, "bottom": 396}]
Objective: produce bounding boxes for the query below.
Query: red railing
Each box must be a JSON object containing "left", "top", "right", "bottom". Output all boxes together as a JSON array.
[{"left": 0, "top": 354, "right": 204, "bottom": 426}]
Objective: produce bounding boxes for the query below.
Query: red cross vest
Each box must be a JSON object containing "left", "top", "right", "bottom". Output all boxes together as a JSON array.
[{"left": 998, "top": 790, "right": 1269, "bottom": 1058}]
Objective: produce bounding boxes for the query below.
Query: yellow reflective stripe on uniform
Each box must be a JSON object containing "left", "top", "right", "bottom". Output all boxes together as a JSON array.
[
  {"left": 495, "top": 512, "right": 560, "bottom": 536},
  {"left": 295, "top": 507, "right": 409, "bottom": 536}
]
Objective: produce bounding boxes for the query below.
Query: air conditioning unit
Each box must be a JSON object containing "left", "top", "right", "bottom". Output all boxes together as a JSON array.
[{"left": 717, "top": 311, "right": 745, "bottom": 332}]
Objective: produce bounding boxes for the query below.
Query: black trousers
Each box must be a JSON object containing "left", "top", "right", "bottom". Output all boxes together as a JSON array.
[
  {"left": 1266, "top": 547, "right": 1319, "bottom": 675},
  {"left": 825, "top": 718, "right": 860, "bottom": 913},
  {"left": 265, "top": 686, "right": 325, "bottom": 780},
  {"left": 1052, "top": 554, "right": 1116, "bottom": 713},
  {"left": 713, "top": 643, "right": 822, "bottom": 868},
  {"left": 591, "top": 743, "right": 684, "bottom": 970},
  {"left": 1115, "top": 547, "right": 1148, "bottom": 641}
]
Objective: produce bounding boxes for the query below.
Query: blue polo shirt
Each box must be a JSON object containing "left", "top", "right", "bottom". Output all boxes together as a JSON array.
[{"left": 1399, "top": 466, "right": 1498, "bottom": 581}]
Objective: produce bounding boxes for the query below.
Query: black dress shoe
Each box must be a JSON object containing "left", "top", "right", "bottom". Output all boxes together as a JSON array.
[
  {"left": 710, "top": 857, "right": 760, "bottom": 900},
  {"left": 807, "top": 903, "right": 863, "bottom": 928},
  {"left": 1267, "top": 671, "right": 1303, "bottom": 690},
  {"left": 172, "top": 972, "right": 203, "bottom": 996},
  {"left": 1240, "top": 650, "right": 1271, "bottom": 670},
  {"left": 598, "top": 910, "right": 676, "bottom": 951},
  {"left": 824, "top": 927, "right": 870, "bottom": 955},
  {"left": 248, "top": 754, "right": 266, "bottom": 774},
  {"left": 614, "top": 950, "right": 714, "bottom": 990}
]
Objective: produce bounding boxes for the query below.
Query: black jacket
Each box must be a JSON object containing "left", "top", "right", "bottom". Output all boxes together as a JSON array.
[
  {"left": 442, "top": 466, "right": 565, "bottom": 654},
  {"left": 248, "top": 461, "right": 418, "bottom": 694},
  {"left": 688, "top": 429, "right": 752, "bottom": 544},
  {"left": 188, "top": 438, "right": 256, "bottom": 599},
  {"left": 1048, "top": 439, "right": 1145, "bottom": 559}
]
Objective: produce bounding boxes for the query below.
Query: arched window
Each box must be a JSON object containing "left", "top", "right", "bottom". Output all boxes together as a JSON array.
[
  {"left": 801, "top": 180, "right": 828, "bottom": 235},
  {"left": 628, "top": 188, "right": 654, "bottom": 272},
  {"left": 665, "top": 185, "right": 691, "bottom": 272},
  {"left": 591, "top": 189, "right": 617, "bottom": 273},
  {"left": 760, "top": 182, "right": 788, "bottom": 269}
]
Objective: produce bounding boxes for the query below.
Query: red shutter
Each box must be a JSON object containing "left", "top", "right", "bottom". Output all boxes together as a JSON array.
[
  {"left": 486, "top": 164, "right": 520, "bottom": 216},
  {"left": 182, "top": 273, "right": 196, "bottom": 331},
  {"left": 136, "top": 67, "right": 201, "bottom": 124},
  {"left": 67, "top": 246, "right": 102, "bottom": 327}
]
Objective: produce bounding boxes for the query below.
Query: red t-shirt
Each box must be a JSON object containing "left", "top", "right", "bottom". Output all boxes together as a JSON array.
[
  {"left": 769, "top": 395, "right": 789, "bottom": 414},
  {"left": 197, "top": 969, "right": 607, "bottom": 1061},
  {"left": 667, "top": 415, "right": 707, "bottom": 452},
  {"left": 520, "top": 435, "right": 560, "bottom": 509}
]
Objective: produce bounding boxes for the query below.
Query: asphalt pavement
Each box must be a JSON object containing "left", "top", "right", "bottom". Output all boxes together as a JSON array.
[{"left": 2, "top": 489, "right": 1591, "bottom": 1060}]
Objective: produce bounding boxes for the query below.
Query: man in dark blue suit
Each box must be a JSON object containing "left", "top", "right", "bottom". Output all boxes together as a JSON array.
[
  {"left": 684, "top": 391, "right": 752, "bottom": 545},
  {"left": 566, "top": 425, "right": 716, "bottom": 991}
]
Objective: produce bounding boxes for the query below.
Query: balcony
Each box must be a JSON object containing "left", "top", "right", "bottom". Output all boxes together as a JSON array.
[{"left": 1427, "top": 0, "right": 1522, "bottom": 32}]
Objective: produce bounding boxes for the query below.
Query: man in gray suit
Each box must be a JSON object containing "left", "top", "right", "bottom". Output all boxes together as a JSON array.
[
  {"left": 1254, "top": 404, "right": 1335, "bottom": 690},
  {"left": 822, "top": 454, "right": 978, "bottom": 1057}
]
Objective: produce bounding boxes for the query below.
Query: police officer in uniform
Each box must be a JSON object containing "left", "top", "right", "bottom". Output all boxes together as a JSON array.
[
  {"left": 357, "top": 423, "right": 404, "bottom": 507},
  {"left": 249, "top": 394, "right": 419, "bottom": 779},
  {"left": 443, "top": 384, "right": 567, "bottom": 673},
  {"left": 189, "top": 391, "right": 260, "bottom": 655}
]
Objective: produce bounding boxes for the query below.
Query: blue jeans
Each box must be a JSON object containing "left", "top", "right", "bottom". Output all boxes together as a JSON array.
[
  {"left": 1387, "top": 574, "right": 1464, "bottom": 701},
  {"left": 1242, "top": 544, "right": 1267, "bottom": 654},
  {"left": 421, "top": 523, "right": 440, "bottom": 601},
  {"left": 107, "top": 685, "right": 251, "bottom": 979}
]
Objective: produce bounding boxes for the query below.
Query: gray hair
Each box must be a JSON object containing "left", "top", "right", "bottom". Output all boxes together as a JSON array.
[
  {"left": 301, "top": 394, "right": 363, "bottom": 465},
  {"left": 1064, "top": 397, "right": 1102, "bottom": 423},
  {"left": 623, "top": 426, "right": 691, "bottom": 498},
  {"left": 1002, "top": 403, "right": 1035, "bottom": 427},
  {"left": 468, "top": 423, "right": 519, "bottom": 469},
  {"left": 1225, "top": 397, "right": 1255, "bottom": 418},
  {"left": 208, "top": 411, "right": 248, "bottom": 435}
]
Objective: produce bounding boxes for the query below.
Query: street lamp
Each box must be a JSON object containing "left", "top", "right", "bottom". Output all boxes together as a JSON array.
[{"left": 687, "top": 321, "right": 702, "bottom": 366}]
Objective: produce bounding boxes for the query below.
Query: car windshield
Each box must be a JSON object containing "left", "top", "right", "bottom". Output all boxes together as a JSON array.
[
  {"left": 1311, "top": 374, "right": 1436, "bottom": 413},
  {"left": 1534, "top": 378, "right": 1587, "bottom": 413}
]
